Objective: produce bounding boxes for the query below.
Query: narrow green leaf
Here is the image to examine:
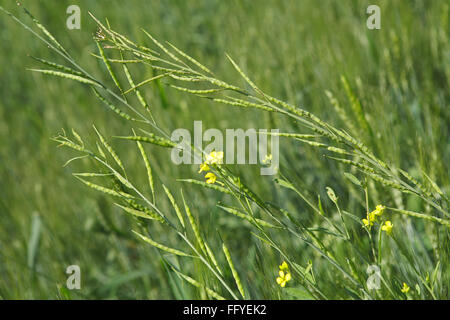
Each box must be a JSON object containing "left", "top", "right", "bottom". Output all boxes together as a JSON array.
[
  {"left": 75, "top": 176, "right": 133, "bottom": 199},
  {"left": 93, "top": 126, "right": 126, "bottom": 174},
  {"left": 388, "top": 207, "right": 449, "bottom": 227},
  {"left": 114, "top": 135, "right": 176, "bottom": 148},
  {"left": 97, "top": 42, "right": 123, "bottom": 93},
  {"left": 177, "top": 179, "right": 232, "bottom": 195},
  {"left": 172, "top": 268, "right": 225, "bottom": 300},
  {"left": 181, "top": 191, "right": 207, "bottom": 255},
  {"left": 136, "top": 140, "right": 155, "bottom": 203},
  {"left": 217, "top": 204, "right": 279, "bottom": 229},
  {"left": 115, "top": 203, "right": 163, "bottom": 222},
  {"left": 222, "top": 242, "right": 246, "bottom": 299},
  {"left": 344, "top": 172, "right": 362, "bottom": 187},
  {"left": 93, "top": 88, "right": 136, "bottom": 121},
  {"left": 30, "top": 56, "right": 84, "bottom": 77},
  {"left": 162, "top": 185, "right": 185, "bottom": 229},
  {"left": 29, "top": 69, "right": 100, "bottom": 87},
  {"left": 133, "top": 231, "right": 190, "bottom": 257},
  {"left": 27, "top": 213, "right": 42, "bottom": 270}
]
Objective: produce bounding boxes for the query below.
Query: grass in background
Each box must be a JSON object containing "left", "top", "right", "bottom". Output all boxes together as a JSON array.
[{"left": 0, "top": 0, "right": 448, "bottom": 299}]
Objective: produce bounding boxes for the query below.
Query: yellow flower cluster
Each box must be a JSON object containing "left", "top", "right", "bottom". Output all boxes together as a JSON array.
[
  {"left": 401, "top": 282, "right": 410, "bottom": 293},
  {"left": 198, "top": 151, "right": 223, "bottom": 184},
  {"left": 276, "top": 261, "right": 292, "bottom": 288},
  {"left": 205, "top": 151, "right": 224, "bottom": 165},
  {"left": 362, "top": 204, "right": 385, "bottom": 228},
  {"left": 381, "top": 220, "right": 393, "bottom": 235}
]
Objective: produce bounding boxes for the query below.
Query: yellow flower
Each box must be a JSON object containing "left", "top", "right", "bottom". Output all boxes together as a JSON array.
[
  {"left": 362, "top": 212, "right": 376, "bottom": 227},
  {"left": 381, "top": 220, "right": 393, "bottom": 235},
  {"left": 198, "top": 151, "right": 223, "bottom": 175},
  {"left": 363, "top": 205, "right": 386, "bottom": 228},
  {"left": 276, "top": 261, "right": 292, "bottom": 287},
  {"left": 373, "top": 204, "right": 385, "bottom": 216},
  {"left": 279, "top": 261, "right": 289, "bottom": 271},
  {"left": 205, "top": 172, "right": 217, "bottom": 184},
  {"left": 276, "top": 270, "right": 292, "bottom": 288},
  {"left": 401, "top": 282, "right": 410, "bottom": 293},
  {"left": 198, "top": 163, "right": 210, "bottom": 173},
  {"left": 205, "top": 151, "right": 224, "bottom": 165}
]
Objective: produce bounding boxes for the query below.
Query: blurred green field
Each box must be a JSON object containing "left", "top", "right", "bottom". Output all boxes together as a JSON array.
[{"left": 0, "top": 0, "right": 448, "bottom": 299}]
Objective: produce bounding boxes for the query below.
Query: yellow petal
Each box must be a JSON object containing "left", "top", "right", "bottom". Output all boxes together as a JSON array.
[
  {"left": 198, "top": 163, "right": 210, "bottom": 173},
  {"left": 401, "top": 283, "right": 410, "bottom": 293},
  {"left": 276, "top": 277, "right": 282, "bottom": 284},
  {"left": 285, "top": 272, "right": 291, "bottom": 281}
]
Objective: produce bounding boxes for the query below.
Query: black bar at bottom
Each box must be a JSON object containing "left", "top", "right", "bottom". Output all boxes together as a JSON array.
[{"left": 0, "top": 300, "right": 445, "bottom": 319}]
